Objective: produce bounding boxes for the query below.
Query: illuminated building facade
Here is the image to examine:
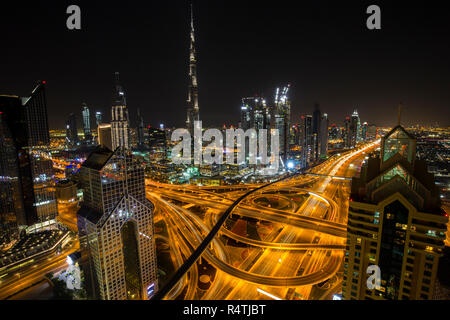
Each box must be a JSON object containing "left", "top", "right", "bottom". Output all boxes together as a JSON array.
[
  {"left": 0, "top": 110, "right": 24, "bottom": 243},
  {"left": 312, "top": 103, "right": 321, "bottom": 162},
  {"left": 343, "top": 125, "right": 448, "bottom": 300},
  {"left": 97, "top": 123, "right": 112, "bottom": 150},
  {"left": 77, "top": 147, "right": 158, "bottom": 300},
  {"left": 95, "top": 111, "right": 102, "bottom": 127},
  {"left": 0, "top": 82, "right": 58, "bottom": 238},
  {"left": 111, "top": 72, "right": 130, "bottom": 150},
  {"left": 299, "top": 114, "right": 313, "bottom": 168},
  {"left": 320, "top": 112, "right": 329, "bottom": 159},
  {"left": 66, "top": 112, "right": 79, "bottom": 147},
  {"left": 273, "top": 85, "right": 291, "bottom": 164},
  {"left": 186, "top": 4, "right": 200, "bottom": 135},
  {"left": 82, "top": 103, "right": 92, "bottom": 143},
  {"left": 136, "top": 108, "right": 145, "bottom": 150}
]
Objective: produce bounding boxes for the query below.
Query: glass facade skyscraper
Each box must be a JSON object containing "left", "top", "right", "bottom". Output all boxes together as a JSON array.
[
  {"left": 344, "top": 125, "right": 448, "bottom": 300},
  {"left": 0, "top": 81, "right": 57, "bottom": 241},
  {"left": 77, "top": 147, "right": 158, "bottom": 300},
  {"left": 111, "top": 72, "right": 130, "bottom": 150}
]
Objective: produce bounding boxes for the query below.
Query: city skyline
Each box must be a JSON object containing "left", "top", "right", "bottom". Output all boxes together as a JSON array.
[
  {"left": 1, "top": 1, "right": 449, "bottom": 129},
  {"left": 0, "top": 0, "right": 449, "bottom": 305}
]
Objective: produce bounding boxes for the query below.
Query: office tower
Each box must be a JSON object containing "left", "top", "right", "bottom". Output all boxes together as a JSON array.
[
  {"left": 0, "top": 82, "right": 57, "bottom": 233},
  {"left": 0, "top": 95, "right": 36, "bottom": 231},
  {"left": 274, "top": 84, "right": 291, "bottom": 164},
  {"left": 82, "top": 103, "right": 92, "bottom": 143},
  {"left": 77, "top": 147, "right": 158, "bottom": 300},
  {"left": 240, "top": 98, "right": 254, "bottom": 131},
  {"left": 66, "top": 113, "right": 79, "bottom": 147},
  {"left": 22, "top": 82, "right": 50, "bottom": 147},
  {"left": 97, "top": 123, "right": 112, "bottom": 150},
  {"left": 0, "top": 111, "right": 23, "bottom": 243},
  {"left": 147, "top": 127, "right": 167, "bottom": 162},
  {"left": 312, "top": 103, "right": 322, "bottom": 162},
  {"left": 111, "top": 72, "right": 130, "bottom": 150},
  {"left": 55, "top": 180, "right": 77, "bottom": 204},
  {"left": 252, "top": 96, "right": 273, "bottom": 130},
  {"left": 95, "top": 111, "right": 102, "bottom": 127},
  {"left": 361, "top": 122, "right": 368, "bottom": 141},
  {"left": 186, "top": 4, "right": 199, "bottom": 135},
  {"left": 349, "top": 109, "right": 361, "bottom": 146},
  {"left": 329, "top": 123, "right": 339, "bottom": 140},
  {"left": 23, "top": 83, "right": 58, "bottom": 226},
  {"left": 137, "top": 108, "right": 145, "bottom": 149},
  {"left": 343, "top": 124, "right": 448, "bottom": 300},
  {"left": 299, "top": 115, "right": 313, "bottom": 168},
  {"left": 320, "top": 112, "right": 329, "bottom": 158},
  {"left": 344, "top": 116, "right": 351, "bottom": 148}
]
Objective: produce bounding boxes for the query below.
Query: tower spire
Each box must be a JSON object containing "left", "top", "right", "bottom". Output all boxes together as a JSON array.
[{"left": 186, "top": 2, "right": 199, "bottom": 134}]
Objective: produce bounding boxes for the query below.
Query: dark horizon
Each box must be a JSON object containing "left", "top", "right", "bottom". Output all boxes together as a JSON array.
[{"left": 1, "top": 1, "right": 449, "bottom": 129}]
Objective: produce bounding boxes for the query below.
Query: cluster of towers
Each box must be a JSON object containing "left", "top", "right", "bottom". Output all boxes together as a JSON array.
[
  {"left": 239, "top": 85, "right": 292, "bottom": 165},
  {"left": 342, "top": 109, "right": 376, "bottom": 149}
]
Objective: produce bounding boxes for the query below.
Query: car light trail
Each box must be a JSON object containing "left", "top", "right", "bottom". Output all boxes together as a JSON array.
[{"left": 257, "top": 288, "right": 283, "bottom": 300}]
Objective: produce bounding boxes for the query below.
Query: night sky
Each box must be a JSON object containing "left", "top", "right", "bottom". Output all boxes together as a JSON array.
[{"left": 1, "top": 0, "right": 449, "bottom": 129}]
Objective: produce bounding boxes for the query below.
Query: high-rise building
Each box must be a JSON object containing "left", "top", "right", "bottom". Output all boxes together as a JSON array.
[
  {"left": 23, "top": 83, "right": 58, "bottom": 226},
  {"left": 186, "top": 4, "right": 199, "bottom": 135},
  {"left": 95, "top": 112, "right": 102, "bottom": 127},
  {"left": 66, "top": 113, "right": 79, "bottom": 147},
  {"left": 0, "top": 95, "right": 36, "bottom": 232},
  {"left": 240, "top": 98, "right": 254, "bottom": 131},
  {"left": 0, "top": 111, "right": 24, "bottom": 243},
  {"left": 82, "top": 103, "right": 92, "bottom": 143},
  {"left": 299, "top": 115, "right": 313, "bottom": 168},
  {"left": 350, "top": 109, "right": 361, "bottom": 146},
  {"left": 97, "top": 123, "right": 112, "bottom": 150},
  {"left": 344, "top": 124, "right": 448, "bottom": 300},
  {"left": 312, "top": 103, "right": 322, "bottom": 162},
  {"left": 0, "top": 81, "right": 57, "bottom": 236},
  {"left": 320, "top": 112, "right": 329, "bottom": 158},
  {"left": 344, "top": 116, "right": 351, "bottom": 148},
  {"left": 274, "top": 85, "right": 291, "bottom": 164},
  {"left": 111, "top": 72, "right": 130, "bottom": 150},
  {"left": 77, "top": 147, "right": 158, "bottom": 300},
  {"left": 137, "top": 108, "right": 145, "bottom": 150},
  {"left": 361, "top": 121, "right": 369, "bottom": 141}
]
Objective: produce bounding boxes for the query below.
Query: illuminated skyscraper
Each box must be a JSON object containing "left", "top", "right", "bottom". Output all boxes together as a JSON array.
[
  {"left": 0, "top": 81, "right": 57, "bottom": 235},
  {"left": 97, "top": 123, "right": 112, "bottom": 150},
  {"left": 0, "top": 111, "right": 23, "bottom": 243},
  {"left": 66, "top": 112, "right": 79, "bottom": 147},
  {"left": 274, "top": 84, "right": 291, "bottom": 164},
  {"left": 312, "top": 103, "right": 321, "bottom": 162},
  {"left": 186, "top": 4, "right": 199, "bottom": 134},
  {"left": 77, "top": 147, "right": 158, "bottom": 300},
  {"left": 82, "top": 103, "right": 92, "bottom": 143},
  {"left": 350, "top": 109, "right": 361, "bottom": 146},
  {"left": 344, "top": 116, "right": 351, "bottom": 148},
  {"left": 320, "top": 112, "right": 329, "bottom": 158},
  {"left": 343, "top": 124, "right": 448, "bottom": 300},
  {"left": 111, "top": 72, "right": 130, "bottom": 150},
  {"left": 299, "top": 114, "right": 313, "bottom": 168},
  {"left": 137, "top": 108, "right": 145, "bottom": 150},
  {"left": 95, "top": 111, "right": 102, "bottom": 127}
]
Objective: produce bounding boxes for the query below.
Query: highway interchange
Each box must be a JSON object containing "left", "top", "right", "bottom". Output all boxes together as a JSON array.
[{"left": 148, "top": 140, "right": 379, "bottom": 300}]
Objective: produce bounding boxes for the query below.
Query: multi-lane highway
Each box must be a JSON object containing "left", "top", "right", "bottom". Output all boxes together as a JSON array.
[{"left": 147, "top": 140, "right": 379, "bottom": 300}]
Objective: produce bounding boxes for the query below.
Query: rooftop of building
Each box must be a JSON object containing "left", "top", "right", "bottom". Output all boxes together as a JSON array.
[
  {"left": 82, "top": 146, "right": 114, "bottom": 171},
  {"left": 351, "top": 124, "right": 443, "bottom": 214}
]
